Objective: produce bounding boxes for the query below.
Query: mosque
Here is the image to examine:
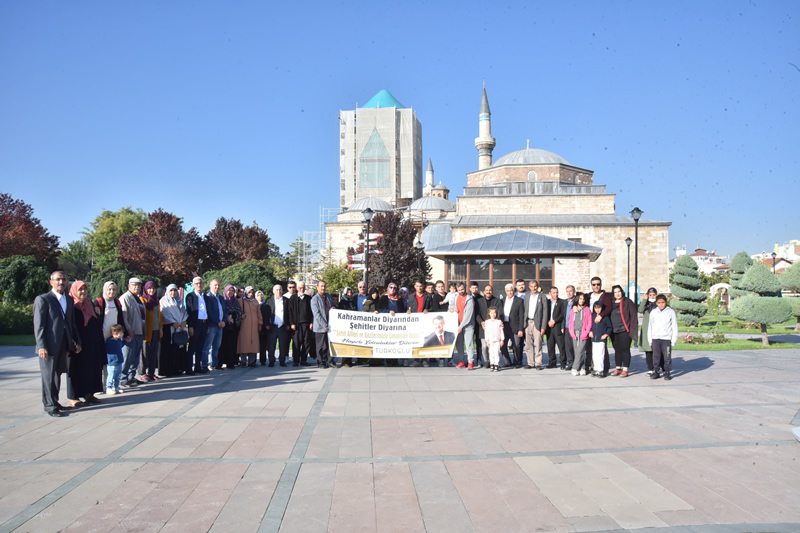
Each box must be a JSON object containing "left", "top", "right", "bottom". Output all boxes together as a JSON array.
[{"left": 325, "top": 88, "right": 671, "bottom": 296}]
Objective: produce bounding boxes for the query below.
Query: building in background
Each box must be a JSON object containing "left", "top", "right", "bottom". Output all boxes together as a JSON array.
[
  {"left": 338, "top": 90, "right": 423, "bottom": 209},
  {"left": 670, "top": 246, "right": 730, "bottom": 275}
]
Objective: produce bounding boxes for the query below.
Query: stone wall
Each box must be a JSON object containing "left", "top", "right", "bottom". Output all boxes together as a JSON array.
[
  {"left": 466, "top": 164, "right": 594, "bottom": 187},
  {"left": 456, "top": 195, "right": 615, "bottom": 216}
]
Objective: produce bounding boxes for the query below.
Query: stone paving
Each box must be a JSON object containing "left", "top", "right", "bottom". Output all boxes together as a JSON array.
[{"left": 0, "top": 345, "right": 799, "bottom": 533}]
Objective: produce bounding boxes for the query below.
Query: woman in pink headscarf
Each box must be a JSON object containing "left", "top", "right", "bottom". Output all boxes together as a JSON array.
[{"left": 66, "top": 281, "right": 104, "bottom": 407}]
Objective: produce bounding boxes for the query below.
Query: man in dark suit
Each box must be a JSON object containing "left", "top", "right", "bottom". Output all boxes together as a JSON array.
[
  {"left": 288, "top": 281, "right": 314, "bottom": 366},
  {"left": 406, "top": 280, "right": 431, "bottom": 314},
  {"left": 475, "top": 284, "right": 500, "bottom": 368},
  {"left": 185, "top": 276, "right": 211, "bottom": 374},
  {"left": 499, "top": 283, "right": 525, "bottom": 367},
  {"left": 204, "top": 279, "right": 227, "bottom": 370},
  {"left": 265, "top": 284, "right": 292, "bottom": 367},
  {"left": 523, "top": 281, "right": 547, "bottom": 369},
  {"left": 545, "top": 286, "right": 567, "bottom": 368},
  {"left": 422, "top": 315, "right": 455, "bottom": 347},
  {"left": 33, "top": 271, "right": 82, "bottom": 417}
]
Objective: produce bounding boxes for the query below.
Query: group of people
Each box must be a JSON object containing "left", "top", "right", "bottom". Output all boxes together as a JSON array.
[{"left": 32, "top": 270, "right": 679, "bottom": 417}]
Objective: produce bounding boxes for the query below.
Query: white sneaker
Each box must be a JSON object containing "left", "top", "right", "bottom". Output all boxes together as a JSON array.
[
  {"left": 571, "top": 369, "right": 579, "bottom": 376},
  {"left": 106, "top": 388, "right": 117, "bottom": 395},
  {"left": 646, "top": 370, "right": 654, "bottom": 376},
  {"left": 115, "top": 388, "right": 124, "bottom": 394},
  {"left": 579, "top": 369, "right": 586, "bottom": 376}
]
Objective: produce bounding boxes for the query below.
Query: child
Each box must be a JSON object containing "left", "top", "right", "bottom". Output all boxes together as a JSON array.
[
  {"left": 647, "top": 294, "right": 679, "bottom": 381},
  {"left": 588, "top": 301, "right": 612, "bottom": 378},
  {"left": 568, "top": 293, "right": 592, "bottom": 376},
  {"left": 105, "top": 324, "right": 125, "bottom": 395},
  {"left": 445, "top": 282, "right": 459, "bottom": 311},
  {"left": 484, "top": 307, "right": 505, "bottom": 372}
]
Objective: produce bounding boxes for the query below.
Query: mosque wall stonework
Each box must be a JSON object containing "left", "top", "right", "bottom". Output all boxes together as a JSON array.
[
  {"left": 455, "top": 195, "right": 616, "bottom": 216},
  {"left": 467, "top": 165, "right": 594, "bottom": 187}
]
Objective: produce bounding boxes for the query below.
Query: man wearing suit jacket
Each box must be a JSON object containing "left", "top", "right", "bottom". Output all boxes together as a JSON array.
[
  {"left": 406, "top": 280, "right": 431, "bottom": 314},
  {"left": 422, "top": 315, "right": 456, "bottom": 347},
  {"left": 499, "top": 283, "right": 525, "bottom": 367},
  {"left": 265, "top": 284, "right": 292, "bottom": 367},
  {"left": 204, "top": 279, "right": 227, "bottom": 370},
  {"left": 185, "top": 276, "right": 211, "bottom": 374},
  {"left": 119, "top": 277, "right": 145, "bottom": 386},
  {"left": 33, "top": 271, "right": 82, "bottom": 417},
  {"left": 310, "top": 280, "right": 334, "bottom": 368},
  {"left": 545, "top": 286, "right": 567, "bottom": 368},
  {"left": 288, "top": 281, "right": 314, "bottom": 366},
  {"left": 523, "top": 281, "right": 547, "bottom": 369},
  {"left": 475, "top": 284, "right": 501, "bottom": 368}
]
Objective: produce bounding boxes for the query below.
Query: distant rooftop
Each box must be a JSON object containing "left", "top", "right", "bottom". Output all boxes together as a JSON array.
[{"left": 362, "top": 90, "right": 406, "bottom": 109}]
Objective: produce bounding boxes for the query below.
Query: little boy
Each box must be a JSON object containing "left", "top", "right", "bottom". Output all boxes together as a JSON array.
[
  {"left": 105, "top": 324, "right": 125, "bottom": 395},
  {"left": 588, "top": 301, "right": 612, "bottom": 378},
  {"left": 647, "top": 294, "right": 679, "bottom": 381}
]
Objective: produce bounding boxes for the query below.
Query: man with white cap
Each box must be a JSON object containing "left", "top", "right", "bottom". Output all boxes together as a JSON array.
[{"left": 119, "top": 277, "right": 145, "bottom": 386}]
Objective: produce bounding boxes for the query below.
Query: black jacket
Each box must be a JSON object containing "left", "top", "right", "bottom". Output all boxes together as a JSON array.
[
  {"left": 407, "top": 292, "right": 432, "bottom": 313},
  {"left": 287, "top": 294, "right": 313, "bottom": 325},
  {"left": 499, "top": 296, "right": 525, "bottom": 334},
  {"left": 475, "top": 295, "right": 501, "bottom": 339},
  {"left": 545, "top": 297, "right": 566, "bottom": 334}
]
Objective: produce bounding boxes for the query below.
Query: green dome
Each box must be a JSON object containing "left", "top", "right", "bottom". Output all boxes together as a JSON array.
[{"left": 362, "top": 90, "right": 406, "bottom": 109}]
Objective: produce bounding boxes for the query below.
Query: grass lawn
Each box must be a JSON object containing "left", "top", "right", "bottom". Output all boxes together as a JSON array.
[
  {"left": 673, "top": 338, "right": 799, "bottom": 351},
  {"left": 674, "top": 316, "right": 796, "bottom": 334},
  {"left": 0, "top": 334, "right": 35, "bottom": 346}
]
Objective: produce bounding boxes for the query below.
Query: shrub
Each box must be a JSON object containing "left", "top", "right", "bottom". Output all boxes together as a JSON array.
[
  {"left": 729, "top": 251, "right": 754, "bottom": 298},
  {"left": 0, "top": 303, "right": 34, "bottom": 335},
  {"left": 669, "top": 255, "right": 707, "bottom": 326},
  {"left": 732, "top": 263, "right": 791, "bottom": 346},
  {"left": 0, "top": 255, "right": 50, "bottom": 305}
]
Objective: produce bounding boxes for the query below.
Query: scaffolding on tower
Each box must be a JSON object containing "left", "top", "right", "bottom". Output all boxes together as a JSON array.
[{"left": 299, "top": 206, "right": 340, "bottom": 285}]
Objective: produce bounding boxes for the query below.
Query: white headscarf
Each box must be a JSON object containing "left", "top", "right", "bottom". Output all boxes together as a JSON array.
[{"left": 160, "top": 283, "right": 188, "bottom": 332}]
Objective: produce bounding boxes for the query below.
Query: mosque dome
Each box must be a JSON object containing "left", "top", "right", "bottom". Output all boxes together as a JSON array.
[
  {"left": 492, "top": 147, "right": 569, "bottom": 166},
  {"left": 347, "top": 197, "right": 393, "bottom": 212},
  {"left": 409, "top": 196, "right": 456, "bottom": 212}
]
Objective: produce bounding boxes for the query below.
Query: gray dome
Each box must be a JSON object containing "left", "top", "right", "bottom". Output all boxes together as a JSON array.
[
  {"left": 493, "top": 148, "right": 569, "bottom": 166},
  {"left": 410, "top": 195, "right": 456, "bottom": 212},
  {"left": 347, "top": 197, "right": 393, "bottom": 212}
]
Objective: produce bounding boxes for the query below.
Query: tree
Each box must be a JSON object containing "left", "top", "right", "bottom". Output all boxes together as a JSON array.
[
  {"left": 117, "top": 209, "right": 202, "bottom": 284},
  {"left": 202, "top": 260, "right": 276, "bottom": 291},
  {"left": 59, "top": 239, "right": 93, "bottom": 282},
  {"left": 729, "top": 251, "right": 754, "bottom": 298},
  {"left": 84, "top": 207, "right": 147, "bottom": 267},
  {"left": 348, "top": 211, "right": 430, "bottom": 288},
  {"left": 731, "top": 262, "right": 792, "bottom": 345},
  {"left": 0, "top": 255, "right": 51, "bottom": 305},
  {"left": 317, "top": 259, "right": 363, "bottom": 296},
  {"left": 780, "top": 263, "right": 800, "bottom": 332},
  {"left": 698, "top": 270, "right": 730, "bottom": 292},
  {"left": 0, "top": 193, "right": 60, "bottom": 269},
  {"left": 87, "top": 256, "right": 138, "bottom": 300},
  {"left": 202, "top": 217, "right": 271, "bottom": 271},
  {"left": 669, "top": 255, "right": 707, "bottom": 326}
]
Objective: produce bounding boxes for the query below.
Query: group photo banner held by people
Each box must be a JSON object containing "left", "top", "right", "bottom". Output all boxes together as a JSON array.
[{"left": 328, "top": 310, "right": 458, "bottom": 359}]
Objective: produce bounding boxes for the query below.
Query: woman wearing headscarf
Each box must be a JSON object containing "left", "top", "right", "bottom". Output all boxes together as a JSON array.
[
  {"left": 159, "top": 284, "right": 188, "bottom": 377},
  {"left": 338, "top": 287, "right": 357, "bottom": 311},
  {"left": 66, "top": 281, "right": 104, "bottom": 407},
  {"left": 378, "top": 283, "right": 406, "bottom": 367},
  {"left": 93, "top": 281, "right": 128, "bottom": 388},
  {"left": 238, "top": 286, "right": 263, "bottom": 367},
  {"left": 139, "top": 281, "right": 163, "bottom": 382},
  {"left": 220, "top": 285, "right": 242, "bottom": 369},
  {"left": 256, "top": 290, "right": 270, "bottom": 366}
]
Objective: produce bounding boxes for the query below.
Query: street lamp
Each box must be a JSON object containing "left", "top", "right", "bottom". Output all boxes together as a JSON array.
[
  {"left": 771, "top": 251, "right": 777, "bottom": 275},
  {"left": 363, "top": 208, "right": 374, "bottom": 290},
  {"left": 415, "top": 239, "right": 424, "bottom": 273},
  {"left": 625, "top": 237, "right": 632, "bottom": 292},
  {"left": 630, "top": 207, "right": 643, "bottom": 304}
]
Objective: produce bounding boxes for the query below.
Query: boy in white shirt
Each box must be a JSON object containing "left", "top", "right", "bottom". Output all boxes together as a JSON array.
[{"left": 647, "top": 295, "right": 679, "bottom": 381}]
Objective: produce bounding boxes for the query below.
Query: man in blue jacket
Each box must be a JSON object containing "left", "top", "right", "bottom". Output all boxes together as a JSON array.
[
  {"left": 185, "top": 276, "right": 211, "bottom": 374},
  {"left": 204, "top": 279, "right": 227, "bottom": 370}
]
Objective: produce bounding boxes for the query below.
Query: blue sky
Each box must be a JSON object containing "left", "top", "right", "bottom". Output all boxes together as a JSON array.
[{"left": 1, "top": 1, "right": 798, "bottom": 259}]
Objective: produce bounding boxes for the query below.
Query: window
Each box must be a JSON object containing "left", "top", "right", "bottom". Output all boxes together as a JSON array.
[
  {"left": 568, "top": 238, "right": 582, "bottom": 243},
  {"left": 445, "top": 256, "right": 556, "bottom": 294}
]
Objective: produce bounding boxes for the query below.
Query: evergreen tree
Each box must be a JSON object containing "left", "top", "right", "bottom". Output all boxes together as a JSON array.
[
  {"left": 731, "top": 262, "right": 792, "bottom": 345},
  {"left": 0, "top": 255, "right": 50, "bottom": 305},
  {"left": 669, "top": 255, "right": 707, "bottom": 326},
  {"left": 779, "top": 262, "right": 800, "bottom": 332},
  {"left": 728, "top": 250, "right": 754, "bottom": 298}
]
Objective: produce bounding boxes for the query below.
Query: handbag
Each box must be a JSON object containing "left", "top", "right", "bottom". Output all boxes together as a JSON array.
[{"left": 172, "top": 329, "right": 189, "bottom": 345}]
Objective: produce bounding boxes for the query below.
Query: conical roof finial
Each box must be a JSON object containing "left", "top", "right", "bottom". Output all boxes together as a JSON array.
[{"left": 480, "top": 84, "right": 491, "bottom": 115}]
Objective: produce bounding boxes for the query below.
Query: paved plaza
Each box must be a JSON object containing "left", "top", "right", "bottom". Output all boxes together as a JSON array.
[{"left": 0, "top": 345, "right": 799, "bottom": 533}]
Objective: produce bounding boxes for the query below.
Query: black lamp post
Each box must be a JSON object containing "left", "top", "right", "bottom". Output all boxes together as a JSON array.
[
  {"left": 363, "top": 208, "right": 374, "bottom": 290},
  {"left": 416, "top": 240, "right": 424, "bottom": 274},
  {"left": 630, "top": 207, "right": 643, "bottom": 304},
  {"left": 771, "top": 251, "right": 777, "bottom": 275},
  {"left": 625, "top": 237, "right": 632, "bottom": 292}
]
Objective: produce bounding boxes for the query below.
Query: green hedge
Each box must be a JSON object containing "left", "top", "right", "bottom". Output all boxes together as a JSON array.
[{"left": 0, "top": 303, "right": 34, "bottom": 335}]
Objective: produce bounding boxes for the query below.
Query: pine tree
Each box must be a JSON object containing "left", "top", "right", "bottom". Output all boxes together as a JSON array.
[
  {"left": 669, "top": 255, "right": 707, "bottom": 326},
  {"left": 731, "top": 262, "right": 792, "bottom": 345},
  {"left": 779, "top": 263, "right": 800, "bottom": 331},
  {"left": 728, "top": 251, "right": 754, "bottom": 298}
]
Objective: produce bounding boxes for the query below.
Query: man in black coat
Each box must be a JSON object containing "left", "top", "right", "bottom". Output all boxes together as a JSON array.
[
  {"left": 475, "top": 284, "right": 500, "bottom": 368},
  {"left": 499, "top": 283, "right": 525, "bottom": 367},
  {"left": 287, "top": 281, "right": 314, "bottom": 366},
  {"left": 265, "top": 284, "right": 292, "bottom": 366},
  {"left": 33, "top": 271, "right": 82, "bottom": 416},
  {"left": 544, "top": 286, "right": 567, "bottom": 368}
]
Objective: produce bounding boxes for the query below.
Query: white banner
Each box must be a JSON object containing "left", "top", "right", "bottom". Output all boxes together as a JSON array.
[{"left": 328, "top": 309, "right": 458, "bottom": 359}]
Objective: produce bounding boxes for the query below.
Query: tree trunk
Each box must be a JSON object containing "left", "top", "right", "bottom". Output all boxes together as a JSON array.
[
  {"left": 795, "top": 317, "right": 800, "bottom": 332},
  {"left": 761, "top": 323, "right": 770, "bottom": 346}
]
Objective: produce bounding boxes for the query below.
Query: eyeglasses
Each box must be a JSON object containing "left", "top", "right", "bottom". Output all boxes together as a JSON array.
[{"left": 591, "top": 283, "right": 601, "bottom": 286}]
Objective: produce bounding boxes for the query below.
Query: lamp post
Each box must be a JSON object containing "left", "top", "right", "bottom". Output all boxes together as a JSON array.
[
  {"left": 416, "top": 239, "right": 424, "bottom": 274},
  {"left": 363, "top": 208, "right": 374, "bottom": 290},
  {"left": 625, "top": 237, "right": 632, "bottom": 292},
  {"left": 630, "top": 207, "right": 643, "bottom": 304},
  {"left": 771, "top": 251, "right": 777, "bottom": 275}
]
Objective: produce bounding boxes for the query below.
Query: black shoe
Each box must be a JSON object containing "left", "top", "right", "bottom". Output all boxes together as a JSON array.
[
  {"left": 293, "top": 363, "right": 299, "bottom": 367},
  {"left": 302, "top": 362, "right": 313, "bottom": 366},
  {"left": 536, "top": 366, "right": 544, "bottom": 371},
  {"left": 196, "top": 368, "right": 209, "bottom": 374},
  {"left": 268, "top": 362, "right": 275, "bottom": 367},
  {"left": 664, "top": 371, "right": 671, "bottom": 381},
  {"left": 546, "top": 364, "right": 557, "bottom": 369},
  {"left": 650, "top": 372, "right": 661, "bottom": 380},
  {"left": 279, "top": 363, "right": 287, "bottom": 367},
  {"left": 125, "top": 379, "right": 140, "bottom": 387},
  {"left": 46, "top": 410, "right": 62, "bottom": 417},
  {"left": 185, "top": 370, "right": 196, "bottom": 376}
]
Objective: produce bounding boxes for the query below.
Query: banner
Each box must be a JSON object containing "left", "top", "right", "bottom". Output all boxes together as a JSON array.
[{"left": 329, "top": 309, "right": 458, "bottom": 359}]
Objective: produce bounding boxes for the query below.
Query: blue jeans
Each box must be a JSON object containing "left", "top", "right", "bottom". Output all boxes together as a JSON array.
[
  {"left": 204, "top": 324, "right": 223, "bottom": 367},
  {"left": 121, "top": 334, "right": 143, "bottom": 383},
  {"left": 106, "top": 364, "right": 121, "bottom": 390}
]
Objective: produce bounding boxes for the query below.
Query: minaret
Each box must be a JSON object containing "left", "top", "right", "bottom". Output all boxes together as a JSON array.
[
  {"left": 423, "top": 157, "right": 434, "bottom": 196},
  {"left": 474, "top": 83, "right": 496, "bottom": 170}
]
